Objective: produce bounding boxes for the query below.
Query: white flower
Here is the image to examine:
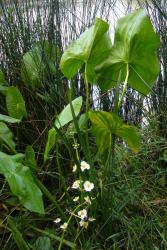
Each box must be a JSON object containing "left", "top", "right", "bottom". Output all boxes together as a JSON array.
[
  {"left": 72, "top": 164, "right": 77, "bottom": 172},
  {"left": 60, "top": 222, "right": 68, "bottom": 230},
  {"left": 79, "top": 220, "right": 88, "bottom": 229},
  {"left": 83, "top": 181, "right": 94, "bottom": 192},
  {"left": 53, "top": 218, "right": 61, "bottom": 223},
  {"left": 77, "top": 209, "right": 87, "bottom": 220},
  {"left": 73, "top": 196, "right": 79, "bottom": 202},
  {"left": 88, "top": 217, "right": 96, "bottom": 222},
  {"left": 80, "top": 161, "right": 90, "bottom": 172},
  {"left": 84, "top": 196, "right": 91, "bottom": 204},
  {"left": 72, "top": 180, "right": 81, "bottom": 189}
]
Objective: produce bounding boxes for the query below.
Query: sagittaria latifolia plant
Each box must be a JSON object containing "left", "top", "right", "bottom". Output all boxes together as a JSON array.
[
  {"left": 42, "top": 9, "right": 160, "bottom": 246},
  {"left": 45, "top": 9, "right": 160, "bottom": 184},
  {"left": 43, "top": 9, "right": 160, "bottom": 226},
  {"left": 59, "top": 9, "right": 160, "bottom": 165}
]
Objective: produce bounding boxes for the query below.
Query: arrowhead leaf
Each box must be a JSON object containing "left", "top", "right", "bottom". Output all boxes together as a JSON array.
[
  {"left": 6, "top": 86, "right": 27, "bottom": 119},
  {"left": 60, "top": 18, "right": 112, "bottom": 82},
  {"left": 96, "top": 9, "right": 160, "bottom": 94},
  {"left": 89, "top": 111, "right": 140, "bottom": 154},
  {"left": 0, "top": 152, "right": 44, "bottom": 214}
]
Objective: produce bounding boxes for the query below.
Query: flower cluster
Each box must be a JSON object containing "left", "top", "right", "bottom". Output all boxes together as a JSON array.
[
  {"left": 54, "top": 160, "right": 95, "bottom": 231},
  {"left": 71, "top": 160, "right": 95, "bottom": 229}
]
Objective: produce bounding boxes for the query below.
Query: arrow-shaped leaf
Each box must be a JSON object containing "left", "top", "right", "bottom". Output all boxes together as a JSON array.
[
  {"left": 95, "top": 9, "right": 160, "bottom": 94},
  {"left": 0, "top": 152, "right": 44, "bottom": 214},
  {"left": 89, "top": 111, "right": 140, "bottom": 154},
  {"left": 60, "top": 18, "right": 112, "bottom": 83}
]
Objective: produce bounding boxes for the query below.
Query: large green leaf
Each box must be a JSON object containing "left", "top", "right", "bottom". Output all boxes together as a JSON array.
[
  {"left": 89, "top": 111, "right": 140, "bottom": 154},
  {"left": 60, "top": 18, "right": 112, "bottom": 82},
  {"left": 21, "top": 41, "right": 60, "bottom": 88},
  {"left": 6, "top": 86, "right": 27, "bottom": 119},
  {"left": 44, "top": 97, "right": 82, "bottom": 162},
  {"left": 95, "top": 9, "right": 160, "bottom": 94},
  {"left": 54, "top": 96, "right": 83, "bottom": 128},
  {"left": 0, "top": 122, "right": 15, "bottom": 151},
  {"left": 0, "top": 152, "right": 44, "bottom": 214}
]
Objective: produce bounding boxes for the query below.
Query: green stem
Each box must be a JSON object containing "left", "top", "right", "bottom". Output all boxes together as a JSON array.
[
  {"left": 109, "top": 65, "right": 129, "bottom": 171},
  {"left": 58, "top": 203, "right": 83, "bottom": 250},
  {"left": 84, "top": 65, "right": 92, "bottom": 165},
  {"left": 107, "top": 69, "right": 122, "bottom": 172},
  {"left": 68, "top": 81, "right": 89, "bottom": 164},
  {"left": 53, "top": 124, "right": 80, "bottom": 168},
  {"left": 85, "top": 66, "right": 89, "bottom": 118},
  {"left": 105, "top": 65, "right": 129, "bottom": 192},
  {"left": 118, "top": 63, "right": 129, "bottom": 109},
  {"left": 103, "top": 70, "right": 122, "bottom": 220},
  {"left": 109, "top": 64, "right": 129, "bottom": 171}
]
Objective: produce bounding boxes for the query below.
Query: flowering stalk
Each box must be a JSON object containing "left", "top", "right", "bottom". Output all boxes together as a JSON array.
[
  {"left": 58, "top": 203, "right": 83, "bottom": 250},
  {"left": 67, "top": 80, "right": 92, "bottom": 185}
]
